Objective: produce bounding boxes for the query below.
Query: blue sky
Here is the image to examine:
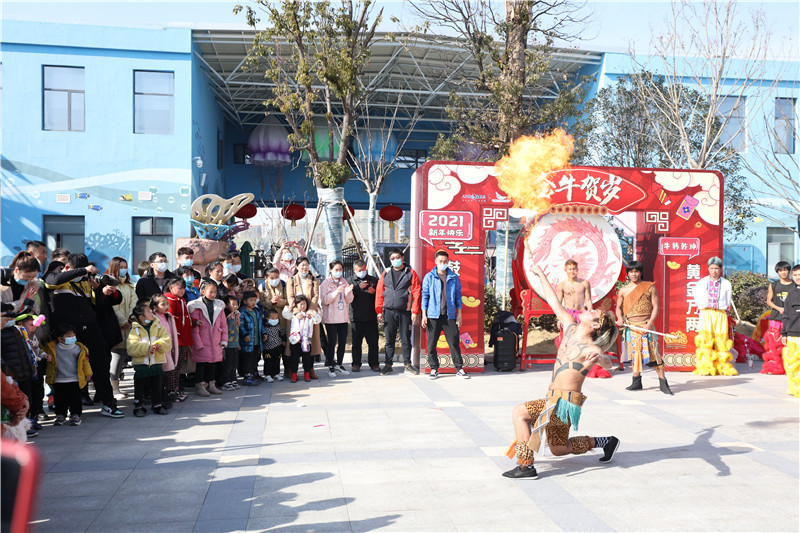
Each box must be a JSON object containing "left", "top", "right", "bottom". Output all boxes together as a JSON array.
[{"left": 2, "top": 0, "right": 797, "bottom": 57}]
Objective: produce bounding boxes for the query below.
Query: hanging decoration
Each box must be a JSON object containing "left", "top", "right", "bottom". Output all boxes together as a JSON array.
[
  {"left": 248, "top": 118, "right": 291, "bottom": 167},
  {"left": 379, "top": 204, "right": 403, "bottom": 229},
  {"left": 342, "top": 205, "right": 355, "bottom": 225},
  {"left": 281, "top": 203, "right": 306, "bottom": 227},
  {"left": 235, "top": 203, "right": 258, "bottom": 219},
  {"left": 354, "top": 127, "right": 398, "bottom": 162}
]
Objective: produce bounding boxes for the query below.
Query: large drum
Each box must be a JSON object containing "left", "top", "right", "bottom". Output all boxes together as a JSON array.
[{"left": 513, "top": 214, "right": 624, "bottom": 304}]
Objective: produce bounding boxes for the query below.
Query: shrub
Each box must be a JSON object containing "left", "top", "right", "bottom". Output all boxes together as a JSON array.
[
  {"left": 484, "top": 284, "right": 499, "bottom": 333},
  {"left": 728, "top": 270, "right": 769, "bottom": 323},
  {"left": 529, "top": 314, "right": 560, "bottom": 332}
]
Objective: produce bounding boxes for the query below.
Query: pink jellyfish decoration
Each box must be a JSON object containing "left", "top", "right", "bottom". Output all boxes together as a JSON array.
[{"left": 248, "top": 119, "right": 291, "bottom": 167}]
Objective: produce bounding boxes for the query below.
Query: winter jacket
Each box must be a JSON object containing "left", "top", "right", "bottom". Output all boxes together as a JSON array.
[
  {"left": 96, "top": 287, "right": 124, "bottom": 350},
  {"left": 226, "top": 310, "right": 241, "bottom": 349},
  {"left": 260, "top": 279, "right": 288, "bottom": 314},
  {"left": 286, "top": 274, "right": 320, "bottom": 313},
  {"left": 0, "top": 278, "right": 39, "bottom": 314},
  {"left": 421, "top": 267, "right": 462, "bottom": 320},
  {"left": 43, "top": 267, "right": 103, "bottom": 326},
  {"left": 262, "top": 323, "right": 286, "bottom": 351},
  {"left": 0, "top": 326, "right": 34, "bottom": 382},
  {"left": 185, "top": 285, "right": 200, "bottom": 302},
  {"left": 320, "top": 276, "right": 354, "bottom": 324},
  {"left": 113, "top": 281, "right": 137, "bottom": 327},
  {"left": 375, "top": 264, "right": 421, "bottom": 315},
  {"left": 290, "top": 311, "right": 322, "bottom": 351},
  {"left": 135, "top": 270, "right": 179, "bottom": 300},
  {"left": 188, "top": 297, "right": 227, "bottom": 363},
  {"left": 348, "top": 273, "right": 378, "bottom": 322},
  {"left": 781, "top": 288, "right": 800, "bottom": 337},
  {"left": 154, "top": 312, "right": 180, "bottom": 372},
  {"left": 165, "top": 292, "right": 193, "bottom": 347},
  {"left": 201, "top": 277, "right": 228, "bottom": 301},
  {"left": 2, "top": 370, "right": 29, "bottom": 423},
  {"left": 43, "top": 340, "right": 93, "bottom": 388},
  {"left": 239, "top": 307, "right": 265, "bottom": 352},
  {"left": 127, "top": 317, "right": 171, "bottom": 366}
]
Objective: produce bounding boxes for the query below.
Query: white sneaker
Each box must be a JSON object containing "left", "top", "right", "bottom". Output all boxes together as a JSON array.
[
  {"left": 265, "top": 375, "right": 274, "bottom": 383},
  {"left": 456, "top": 369, "right": 470, "bottom": 379},
  {"left": 328, "top": 368, "right": 337, "bottom": 378},
  {"left": 274, "top": 374, "right": 284, "bottom": 381},
  {"left": 429, "top": 369, "right": 439, "bottom": 380},
  {"left": 335, "top": 365, "right": 350, "bottom": 375}
]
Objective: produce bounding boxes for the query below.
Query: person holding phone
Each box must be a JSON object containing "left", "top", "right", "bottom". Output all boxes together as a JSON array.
[{"left": 348, "top": 259, "right": 379, "bottom": 372}]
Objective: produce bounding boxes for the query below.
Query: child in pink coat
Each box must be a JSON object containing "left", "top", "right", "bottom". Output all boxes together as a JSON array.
[{"left": 187, "top": 281, "right": 227, "bottom": 397}]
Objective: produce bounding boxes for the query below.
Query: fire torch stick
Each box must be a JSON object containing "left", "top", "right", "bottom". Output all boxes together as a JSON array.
[{"left": 622, "top": 323, "right": 680, "bottom": 340}]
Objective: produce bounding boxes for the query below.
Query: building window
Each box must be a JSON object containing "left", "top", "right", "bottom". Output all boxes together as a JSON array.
[
  {"left": 766, "top": 227, "right": 795, "bottom": 274},
  {"left": 132, "top": 217, "right": 173, "bottom": 267},
  {"left": 775, "top": 98, "right": 796, "bottom": 154},
  {"left": 395, "top": 149, "right": 427, "bottom": 169},
  {"left": 717, "top": 96, "right": 746, "bottom": 152},
  {"left": 234, "top": 144, "right": 251, "bottom": 165},
  {"left": 134, "top": 70, "right": 174, "bottom": 134},
  {"left": 43, "top": 66, "right": 85, "bottom": 131},
  {"left": 43, "top": 215, "right": 85, "bottom": 253}
]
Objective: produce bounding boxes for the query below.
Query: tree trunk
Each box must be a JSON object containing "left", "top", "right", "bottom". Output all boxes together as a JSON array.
[
  {"left": 367, "top": 191, "right": 379, "bottom": 275},
  {"left": 499, "top": 0, "right": 531, "bottom": 144},
  {"left": 316, "top": 187, "right": 345, "bottom": 269}
]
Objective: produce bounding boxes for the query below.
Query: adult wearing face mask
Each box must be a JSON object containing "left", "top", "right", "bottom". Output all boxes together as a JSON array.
[
  {"left": 320, "top": 261, "right": 354, "bottom": 377},
  {"left": 421, "top": 250, "right": 468, "bottom": 379},
  {"left": 105, "top": 257, "right": 136, "bottom": 399},
  {"left": 375, "top": 248, "right": 421, "bottom": 375},
  {"left": 275, "top": 242, "right": 304, "bottom": 283},
  {"left": 135, "top": 252, "right": 178, "bottom": 300},
  {"left": 286, "top": 257, "right": 323, "bottom": 367},
  {"left": 43, "top": 253, "right": 123, "bottom": 417},
  {"left": 176, "top": 247, "right": 203, "bottom": 280},
  {"left": 348, "top": 259, "right": 379, "bottom": 372},
  {"left": 1, "top": 252, "right": 41, "bottom": 315}
]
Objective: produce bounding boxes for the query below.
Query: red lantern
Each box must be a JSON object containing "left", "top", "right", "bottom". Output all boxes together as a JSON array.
[
  {"left": 235, "top": 203, "right": 258, "bottom": 219},
  {"left": 281, "top": 203, "right": 306, "bottom": 227},
  {"left": 379, "top": 204, "right": 403, "bottom": 229},
  {"left": 342, "top": 205, "right": 355, "bottom": 224}
]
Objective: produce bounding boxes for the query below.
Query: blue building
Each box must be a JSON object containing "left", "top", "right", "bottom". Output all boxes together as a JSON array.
[{"left": 2, "top": 20, "right": 797, "bottom": 276}]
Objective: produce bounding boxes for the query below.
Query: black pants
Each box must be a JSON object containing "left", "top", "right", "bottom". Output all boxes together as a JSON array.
[
  {"left": 288, "top": 343, "right": 314, "bottom": 374},
  {"left": 426, "top": 317, "right": 464, "bottom": 370},
  {"left": 30, "top": 360, "right": 47, "bottom": 416},
  {"left": 351, "top": 320, "right": 379, "bottom": 368},
  {"left": 324, "top": 323, "right": 348, "bottom": 368},
  {"left": 221, "top": 347, "right": 239, "bottom": 384},
  {"left": 134, "top": 375, "right": 163, "bottom": 407},
  {"left": 195, "top": 362, "right": 219, "bottom": 383},
  {"left": 263, "top": 346, "right": 283, "bottom": 377},
  {"left": 76, "top": 322, "right": 116, "bottom": 409},
  {"left": 16, "top": 379, "right": 32, "bottom": 416},
  {"left": 239, "top": 349, "right": 258, "bottom": 377},
  {"left": 384, "top": 309, "right": 412, "bottom": 366},
  {"left": 52, "top": 382, "right": 82, "bottom": 417}
]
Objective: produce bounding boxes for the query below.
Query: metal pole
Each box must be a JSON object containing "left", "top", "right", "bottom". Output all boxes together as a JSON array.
[{"left": 501, "top": 221, "right": 510, "bottom": 310}]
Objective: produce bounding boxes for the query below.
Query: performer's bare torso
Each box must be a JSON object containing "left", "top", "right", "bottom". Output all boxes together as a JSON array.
[
  {"left": 617, "top": 281, "right": 649, "bottom": 321},
  {"left": 557, "top": 278, "right": 592, "bottom": 311},
  {"left": 550, "top": 320, "right": 605, "bottom": 393}
]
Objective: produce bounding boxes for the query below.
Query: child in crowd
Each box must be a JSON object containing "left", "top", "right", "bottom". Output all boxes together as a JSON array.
[
  {"left": 239, "top": 291, "right": 265, "bottom": 386},
  {"left": 44, "top": 324, "right": 92, "bottom": 426},
  {"left": 136, "top": 260, "right": 150, "bottom": 282},
  {"left": 286, "top": 295, "right": 321, "bottom": 383},
  {"left": 127, "top": 301, "right": 171, "bottom": 416},
  {"left": 222, "top": 295, "right": 241, "bottom": 391},
  {"left": 175, "top": 266, "right": 200, "bottom": 302},
  {"left": 187, "top": 281, "right": 227, "bottom": 396},
  {"left": 151, "top": 294, "right": 183, "bottom": 404},
  {"left": 262, "top": 309, "right": 286, "bottom": 383},
  {"left": 223, "top": 274, "right": 240, "bottom": 301},
  {"left": 164, "top": 278, "right": 192, "bottom": 400},
  {"left": 16, "top": 313, "right": 48, "bottom": 424}
]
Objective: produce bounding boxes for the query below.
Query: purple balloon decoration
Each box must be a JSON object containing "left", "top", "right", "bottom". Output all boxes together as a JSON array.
[{"left": 248, "top": 119, "right": 291, "bottom": 167}]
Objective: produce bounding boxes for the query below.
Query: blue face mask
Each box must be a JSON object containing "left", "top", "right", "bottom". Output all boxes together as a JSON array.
[
  {"left": 119, "top": 269, "right": 128, "bottom": 278},
  {"left": 143, "top": 319, "right": 152, "bottom": 325},
  {"left": 299, "top": 271, "right": 308, "bottom": 278},
  {"left": 156, "top": 263, "right": 168, "bottom": 273},
  {"left": 184, "top": 276, "right": 195, "bottom": 286},
  {"left": 183, "top": 259, "right": 194, "bottom": 267},
  {"left": 332, "top": 271, "right": 342, "bottom": 279},
  {"left": 14, "top": 277, "right": 28, "bottom": 286},
  {"left": 355, "top": 270, "right": 367, "bottom": 279},
  {"left": 268, "top": 318, "right": 279, "bottom": 326},
  {"left": 391, "top": 259, "right": 402, "bottom": 269},
  {"left": 63, "top": 336, "right": 77, "bottom": 345}
]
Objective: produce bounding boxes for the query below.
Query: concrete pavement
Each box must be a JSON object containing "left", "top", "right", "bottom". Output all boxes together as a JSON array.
[{"left": 28, "top": 360, "right": 799, "bottom": 532}]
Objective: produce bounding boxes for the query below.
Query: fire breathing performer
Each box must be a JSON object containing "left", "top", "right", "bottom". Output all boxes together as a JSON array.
[
  {"left": 615, "top": 261, "right": 673, "bottom": 395},
  {"left": 691, "top": 257, "right": 738, "bottom": 376},
  {"left": 503, "top": 263, "right": 620, "bottom": 479}
]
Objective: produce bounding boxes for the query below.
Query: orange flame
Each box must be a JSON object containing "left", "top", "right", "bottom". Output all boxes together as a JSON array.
[{"left": 494, "top": 129, "right": 574, "bottom": 213}]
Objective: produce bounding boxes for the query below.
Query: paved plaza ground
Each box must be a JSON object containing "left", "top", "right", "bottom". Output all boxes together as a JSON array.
[{"left": 29, "top": 359, "right": 799, "bottom": 532}]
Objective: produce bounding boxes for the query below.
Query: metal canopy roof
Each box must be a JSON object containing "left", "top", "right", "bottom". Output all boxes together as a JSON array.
[{"left": 192, "top": 29, "right": 603, "bottom": 134}]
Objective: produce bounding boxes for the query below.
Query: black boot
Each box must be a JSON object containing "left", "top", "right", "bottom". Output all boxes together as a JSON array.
[
  {"left": 502, "top": 464, "right": 538, "bottom": 479},
  {"left": 659, "top": 377, "right": 674, "bottom": 395},
  {"left": 625, "top": 375, "right": 642, "bottom": 391}
]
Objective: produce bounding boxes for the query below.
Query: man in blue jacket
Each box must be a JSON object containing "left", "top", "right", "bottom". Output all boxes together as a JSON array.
[{"left": 421, "top": 250, "right": 469, "bottom": 379}]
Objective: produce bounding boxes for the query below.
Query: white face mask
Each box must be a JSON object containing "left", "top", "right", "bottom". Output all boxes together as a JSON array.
[
  {"left": 282, "top": 253, "right": 292, "bottom": 261},
  {"left": 231, "top": 264, "right": 242, "bottom": 273},
  {"left": 223, "top": 262, "right": 232, "bottom": 271},
  {"left": 332, "top": 271, "right": 343, "bottom": 279},
  {"left": 267, "top": 318, "right": 279, "bottom": 326},
  {"left": 269, "top": 278, "right": 281, "bottom": 287},
  {"left": 156, "top": 262, "right": 168, "bottom": 272},
  {"left": 355, "top": 270, "right": 367, "bottom": 279}
]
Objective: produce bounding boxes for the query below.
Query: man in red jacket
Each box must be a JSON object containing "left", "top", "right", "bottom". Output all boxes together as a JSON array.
[{"left": 375, "top": 249, "right": 421, "bottom": 375}]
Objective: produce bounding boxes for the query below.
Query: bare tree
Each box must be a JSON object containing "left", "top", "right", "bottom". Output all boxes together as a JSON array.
[{"left": 629, "top": 0, "right": 779, "bottom": 170}]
